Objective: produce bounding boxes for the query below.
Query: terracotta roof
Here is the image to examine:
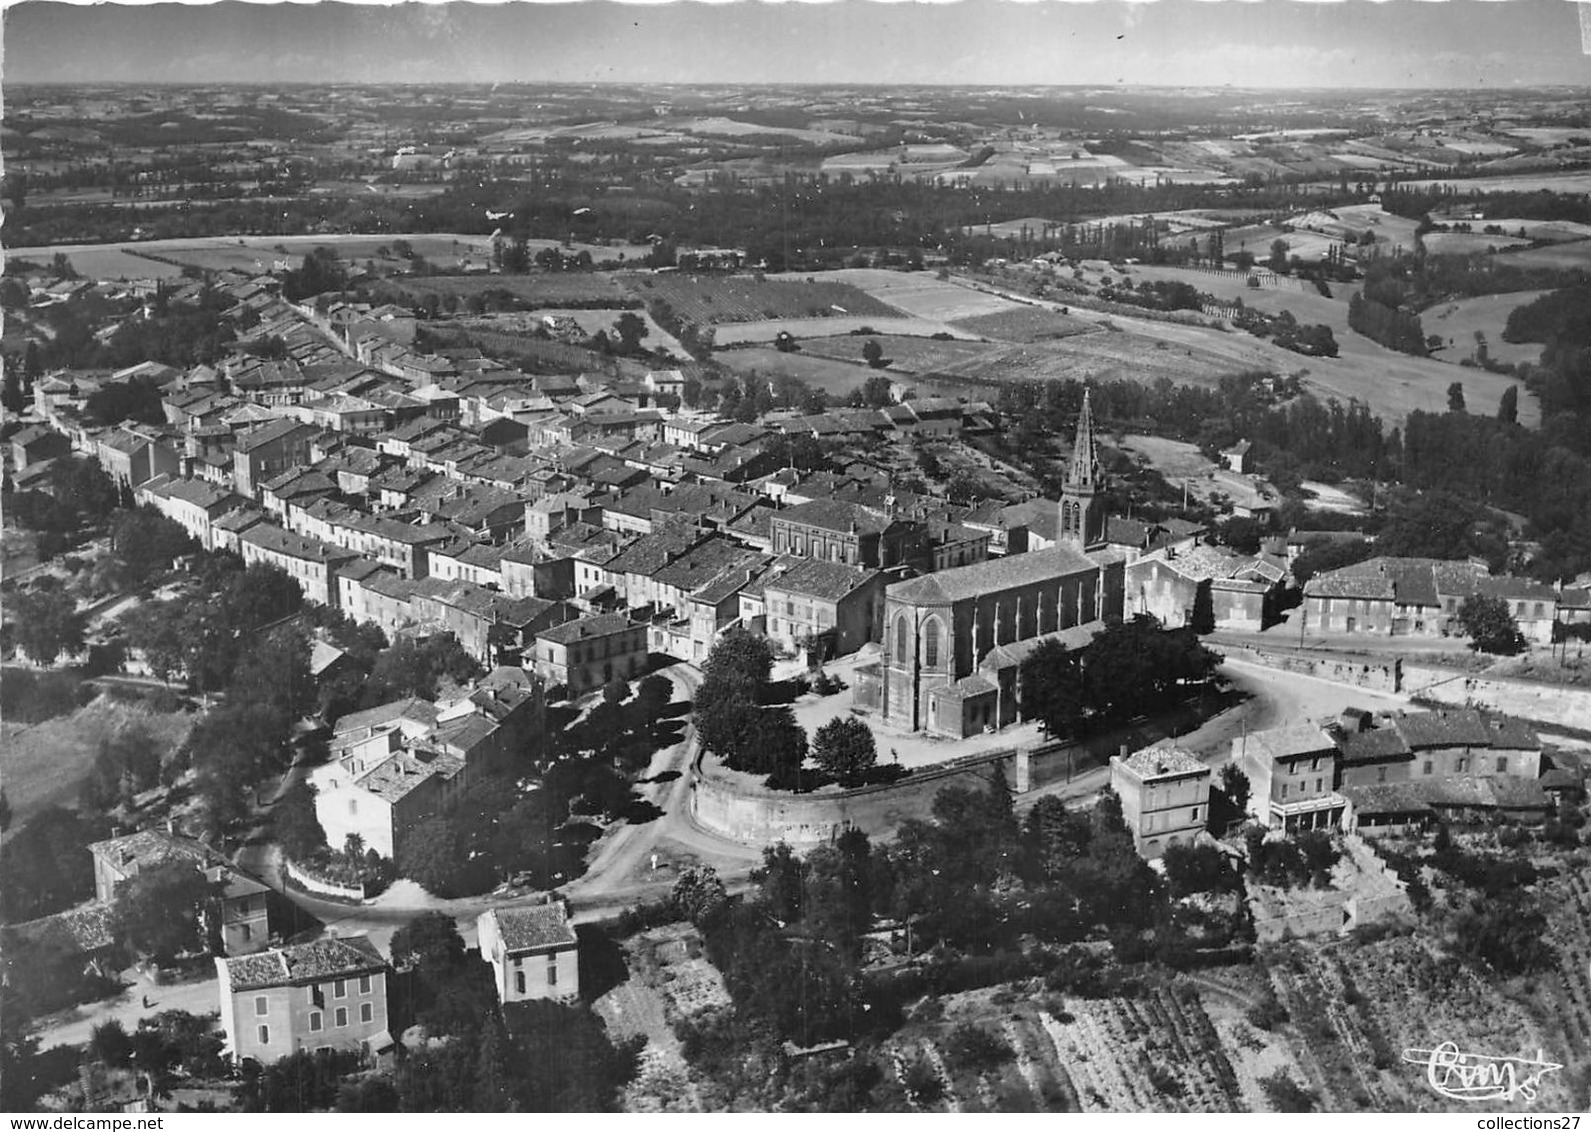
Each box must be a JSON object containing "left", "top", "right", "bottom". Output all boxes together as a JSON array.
[
  {"left": 355, "top": 750, "right": 463, "bottom": 803},
  {"left": 776, "top": 498, "right": 893, "bottom": 537},
  {"left": 1335, "top": 728, "right": 1411, "bottom": 764},
  {"left": 1115, "top": 746, "right": 1208, "bottom": 779},
  {"left": 223, "top": 934, "right": 387, "bottom": 991},
  {"left": 485, "top": 905, "right": 576, "bottom": 952},
  {"left": 1340, "top": 782, "right": 1433, "bottom": 816},
  {"left": 763, "top": 558, "right": 880, "bottom": 603},
  {"left": 1390, "top": 709, "right": 1494, "bottom": 750},
  {"left": 1247, "top": 724, "right": 1337, "bottom": 762},
  {"left": 537, "top": 612, "right": 639, "bottom": 645}
]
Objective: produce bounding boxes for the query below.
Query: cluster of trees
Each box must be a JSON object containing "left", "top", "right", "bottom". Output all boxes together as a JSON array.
[
  {"left": 1456, "top": 594, "right": 1529, "bottom": 655},
  {"left": 5, "top": 456, "right": 121, "bottom": 559},
  {"left": 280, "top": 246, "right": 350, "bottom": 303},
  {"left": 5, "top": 583, "right": 89, "bottom": 666},
  {"left": 1232, "top": 307, "right": 1339, "bottom": 358},
  {"left": 1019, "top": 616, "right": 1220, "bottom": 741},
  {"left": 692, "top": 630, "right": 810, "bottom": 790},
  {"left": 1348, "top": 289, "right": 1428, "bottom": 357},
  {"left": 1242, "top": 827, "right": 1340, "bottom": 889}
]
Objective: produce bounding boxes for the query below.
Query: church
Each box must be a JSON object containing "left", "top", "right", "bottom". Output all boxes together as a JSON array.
[{"left": 853, "top": 392, "right": 1126, "bottom": 738}]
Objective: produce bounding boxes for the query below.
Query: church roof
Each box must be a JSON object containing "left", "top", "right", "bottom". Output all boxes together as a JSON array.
[{"left": 887, "top": 544, "right": 1097, "bottom": 605}]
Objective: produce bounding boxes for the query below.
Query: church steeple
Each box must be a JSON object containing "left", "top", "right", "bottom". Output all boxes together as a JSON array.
[
  {"left": 1066, "top": 388, "right": 1101, "bottom": 492},
  {"left": 1060, "top": 389, "right": 1107, "bottom": 548}
]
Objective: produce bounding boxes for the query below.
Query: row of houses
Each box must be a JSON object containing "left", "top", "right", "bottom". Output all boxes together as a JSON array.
[{"left": 1110, "top": 706, "right": 1582, "bottom": 860}]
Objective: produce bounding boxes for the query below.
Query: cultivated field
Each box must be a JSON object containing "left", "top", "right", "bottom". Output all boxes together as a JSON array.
[
  {"left": 1402, "top": 172, "right": 1591, "bottom": 194},
  {"left": 521, "top": 308, "right": 688, "bottom": 357},
  {"left": 9, "top": 246, "right": 190, "bottom": 281},
  {"left": 798, "top": 333, "right": 1006, "bottom": 375},
  {"left": 1474, "top": 218, "right": 1591, "bottom": 243},
  {"left": 952, "top": 306, "right": 1097, "bottom": 342},
  {"left": 1422, "top": 232, "right": 1532, "bottom": 257},
  {"left": 389, "top": 273, "right": 634, "bottom": 305},
  {"left": 787, "top": 269, "right": 1026, "bottom": 321},
  {"left": 1491, "top": 240, "right": 1591, "bottom": 272},
  {"left": 629, "top": 273, "right": 903, "bottom": 326},
  {"left": 1422, "top": 290, "right": 1553, "bottom": 368},
  {"left": 711, "top": 315, "right": 968, "bottom": 345}
]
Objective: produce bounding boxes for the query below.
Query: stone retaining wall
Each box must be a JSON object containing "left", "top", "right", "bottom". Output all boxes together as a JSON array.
[{"left": 284, "top": 858, "right": 366, "bottom": 901}]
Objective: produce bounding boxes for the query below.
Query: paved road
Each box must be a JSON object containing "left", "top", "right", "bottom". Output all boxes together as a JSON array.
[{"left": 252, "top": 664, "right": 764, "bottom": 945}]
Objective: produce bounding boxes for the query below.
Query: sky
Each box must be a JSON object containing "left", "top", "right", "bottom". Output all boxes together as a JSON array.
[{"left": 4, "top": 0, "right": 1591, "bottom": 88}]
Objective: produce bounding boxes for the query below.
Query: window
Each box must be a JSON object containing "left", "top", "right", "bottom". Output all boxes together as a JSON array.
[
  {"left": 241, "top": 923, "right": 252, "bottom": 941},
  {"left": 360, "top": 1003, "right": 373, "bottom": 1024},
  {"left": 359, "top": 975, "right": 371, "bottom": 995},
  {"left": 1497, "top": 756, "right": 1508, "bottom": 773},
  {"left": 258, "top": 1025, "right": 270, "bottom": 1046},
  {"left": 547, "top": 956, "right": 558, "bottom": 987},
  {"left": 348, "top": 799, "right": 358, "bottom": 816},
  {"left": 1377, "top": 767, "right": 1388, "bottom": 783},
  {"left": 515, "top": 971, "right": 526, "bottom": 995},
  {"left": 335, "top": 1007, "right": 348, "bottom": 1028},
  {"left": 1423, "top": 761, "right": 1433, "bottom": 776},
  {"left": 924, "top": 619, "right": 940, "bottom": 668},
  {"left": 1280, "top": 784, "right": 1288, "bottom": 799},
  {"left": 1190, "top": 807, "right": 1200, "bottom": 822},
  {"left": 895, "top": 617, "right": 908, "bottom": 663},
  {"left": 254, "top": 996, "right": 269, "bottom": 1017},
  {"left": 1457, "top": 757, "right": 1468, "bottom": 773},
  {"left": 309, "top": 1012, "right": 323, "bottom": 1033},
  {"left": 334, "top": 979, "right": 347, "bottom": 999},
  {"left": 1310, "top": 757, "right": 1320, "bottom": 773}
]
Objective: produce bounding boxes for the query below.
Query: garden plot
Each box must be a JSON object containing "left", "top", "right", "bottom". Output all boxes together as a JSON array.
[
  {"left": 951, "top": 306, "right": 1096, "bottom": 342},
  {"left": 1422, "top": 232, "right": 1532, "bottom": 257},
  {"left": 8, "top": 246, "right": 188, "bottom": 281},
  {"left": 1033, "top": 987, "right": 1245, "bottom": 1112},
  {"left": 522, "top": 308, "right": 687, "bottom": 357}
]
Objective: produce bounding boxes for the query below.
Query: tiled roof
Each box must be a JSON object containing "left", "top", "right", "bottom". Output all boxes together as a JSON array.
[
  {"left": 1477, "top": 576, "right": 1559, "bottom": 603},
  {"left": 1116, "top": 746, "right": 1208, "bottom": 779},
  {"left": 888, "top": 544, "right": 1098, "bottom": 605},
  {"left": 763, "top": 558, "right": 880, "bottom": 603},
  {"left": 1247, "top": 724, "right": 1337, "bottom": 762},
  {"left": 2, "top": 903, "right": 116, "bottom": 954},
  {"left": 1335, "top": 728, "right": 1411, "bottom": 764},
  {"left": 937, "top": 673, "right": 997, "bottom": 699},
  {"left": 1339, "top": 782, "right": 1433, "bottom": 816},
  {"left": 241, "top": 523, "right": 354, "bottom": 565},
  {"left": 223, "top": 934, "right": 387, "bottom": 991},
  {"left": 486, "top": 905, "right": 577, "bottom": 952},
  {"left": 88, "top": 829, "right": 226, "bottom": 874},
  {"left": 777, "top": 498, "right": 892, "bottom": 537},
  {"left": 333, "top": 697, "right": 439, "bottom": 736},
  {"left": 355, "top": 750, "right": 463, "bottom": 803},
  {"left": 537, "top": 612, "right": 638, "bottom": 645},
  {"left": 1390, "top": 709, "right": 1494, "bottom": 750}
]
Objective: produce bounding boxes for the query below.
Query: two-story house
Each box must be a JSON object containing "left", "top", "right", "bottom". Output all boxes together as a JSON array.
[
  {"left": 215, "top": 935, "right": 392, "bottom": 1064},
  {"left": 87, "top": 830, "right": 271, "bottom": 956},
  {"left": 1233, "top": 723, "right": 1344, "bottom": 832},
  {"left": 532, "top": 612, "right": 648, "bottom": 696},
  {"left": 476, "top": 904, "right": 579, "bottom": 1005}
]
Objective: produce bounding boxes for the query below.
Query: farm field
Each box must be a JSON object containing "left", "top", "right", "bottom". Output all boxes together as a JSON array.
[
  {"left": 951, "top": 306, "right": 1096, "bottom": 342},
  {"left": 1044, "top": 264, "right": 1540, "bottom": 427},
  {"left": 0, "top": 696, "right": 195, "bottom": 827},
  {"left": 1491, "top": 240, "right": 1591, "bottom": 272},
  {"left": 786, "top": 268, "right": 1027, "bottom": 321},
  {"left": 629, "top": 273, "right": 904, "bottom": 326},
  {"left": 799, "top": 333, "right": 1006, "bottom": 375},
  {"left": 1401, "top": 171, "right": 1591, "bottom": 194},
  {"left": 711, "top": 315, "right": 967, "bottom": 345},
  {"left": 1223, "top": 225, "right": 1350, "bottom": 262},
  {"left": 1471, "top": 218, "right": 1591, "bottom": 243},
  {"left": 1422, "top": 232, "right": 1532, "bottom": 256},
  {"left": 388, "top": 273, "right": 634, "bottom": 305},
  {"left": 16, "top": 245, "right": 192, "bottom": 281},
  {"left": 1422, "top": 290, "right": 1553, "bottom": 368}
]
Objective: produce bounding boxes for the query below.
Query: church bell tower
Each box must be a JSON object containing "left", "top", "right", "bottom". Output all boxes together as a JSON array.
[{"left": 1060, "top": 389, "right": 1106, "bottom": 548}]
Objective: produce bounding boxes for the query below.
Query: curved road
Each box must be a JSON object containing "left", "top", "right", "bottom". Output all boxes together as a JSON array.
[{"left": 246, "top": 664, "right": 764, "bottom": 948}]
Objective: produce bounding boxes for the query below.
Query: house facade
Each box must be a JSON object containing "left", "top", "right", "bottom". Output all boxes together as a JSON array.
[
  {"left": 1110, "top": 746, "right": 1212, "bottom": 860},
  {"left": 532, "top": 612, "right": 648, "bottom": 695},
  {"left": 476, "top": 904, "right": 579, "bottom": 1005},
  {"left": 215, "top": 935, "right": 392, "bottom": 1064}
]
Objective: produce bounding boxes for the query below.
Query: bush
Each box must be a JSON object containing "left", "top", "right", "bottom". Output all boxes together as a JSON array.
[
  {"left": 945, "top": 1024, "right": 1013, "bottom": 1073},
  {"left": 900, "top": 1055, "right": 944, "bottom": 1103},
  {"left": 1246, "top": 993, "right": 1289, "bottom": 1031},
  {"left": 1258, "top": 1069, "right": 1317, "bottom": 1112}
]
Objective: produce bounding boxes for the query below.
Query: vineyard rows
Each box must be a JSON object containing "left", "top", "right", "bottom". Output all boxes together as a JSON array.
[{"left": 630, "top": 274, "right": 904, "bottom": 326}]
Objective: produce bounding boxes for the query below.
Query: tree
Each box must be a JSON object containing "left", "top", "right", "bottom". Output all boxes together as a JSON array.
[
  {"left": 1162, "top": 842, "right": 1238, "bottom": 898},
  {"left": 1497, "top": 384, "right": 1519, "bottom": 425},
  {"left": 602, "top": 675, "right": 629, "bottom": 706},
  {"left": 271, "top": 782, "right": 328, "bottom": 861},
  {"left": 1446, "top": 382, "right": 1467, "bottom": 413},
  {"left": 701, "top": 627, "right": 774, "bottom": 698},
  {"left": 7, "top": 587, "right": 87, "bottom": 664},
  {"left": 1, "top": 367, "right": 24, "bottom": 414},
  {"left": 389, "top": 910, "right": 466, "bottom": 971},
  {"left": 1019, "top": 639, "right": 1085, "bottom": 738},
  {"left": 810, "top": 716, "right": 877, "bottom": 787},
  {"left": 673, "top": 865, "right": 728, "bottom": 928},
  {"left": 857, "top": 374, "right": 893, "bottom": 408},
  {"left": 1456, "top": 594, "right": 1527, "bottom": 655},
  {"left": 110, "top": 861, "right": 216, "bottom": 964},
  {"left": 1218, "top": 763, "right": 1251, "bottom": 817},
  {"left": 613, "top": 312, "right": 649, "bottom": 355},
  {"left": 398, "top": 816, "right": 468, "bottom": 898},
  {"left": 632, "top": 673, "right": 672, "bottom": 726},
  {"left": 1268, "top": 239, "right": 1290, "bottom": 274},
  {"left": 861, "top": 339, "right": 885, "bottom": 368}
]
